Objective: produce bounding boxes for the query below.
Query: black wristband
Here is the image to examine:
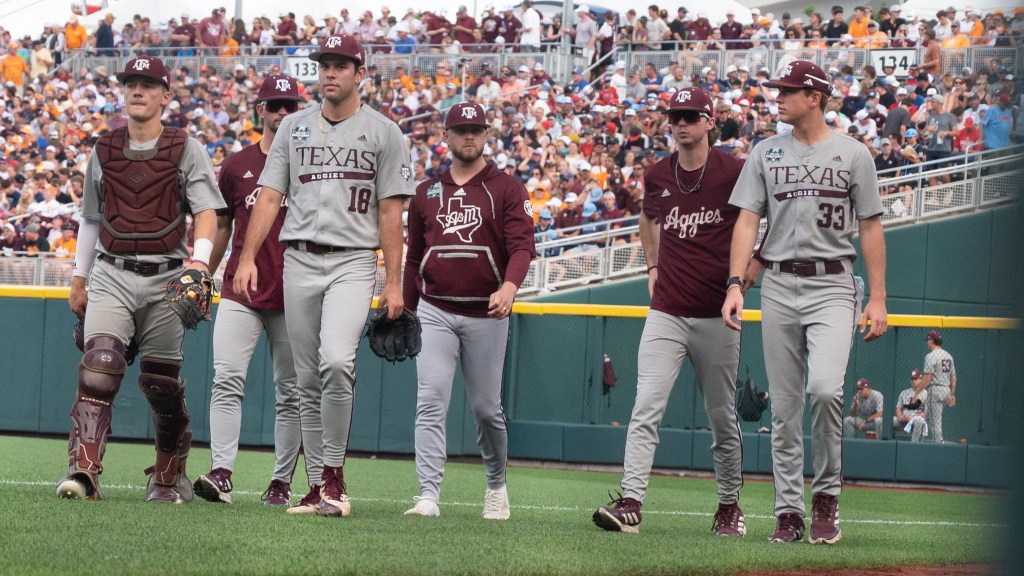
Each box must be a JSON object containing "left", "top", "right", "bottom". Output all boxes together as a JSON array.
[
  {"left": 647, "top": 265, "right": 657, "bottom": 273},
  {"left": 726, "top": 276, "right": 743, "bottom": 290}
]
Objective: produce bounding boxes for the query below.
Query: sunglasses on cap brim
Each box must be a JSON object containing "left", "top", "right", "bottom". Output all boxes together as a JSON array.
[{"left": 263, "top": 100, "right": 299, "bottom": 113}]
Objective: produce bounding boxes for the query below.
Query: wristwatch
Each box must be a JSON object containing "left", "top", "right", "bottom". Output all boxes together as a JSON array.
[{"left": 726, "top": 276, "right": 743, "bottom": 290}]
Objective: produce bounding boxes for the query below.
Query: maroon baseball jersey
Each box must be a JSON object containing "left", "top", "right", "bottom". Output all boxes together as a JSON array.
[
  {"left": 218, "top": 143, "right": 287, "bottom": 310},
  {"left": 644, "top": 148, "right": 744, "bottom": 318},
  {"left": 404, "top": 162, "right": 535, "bottom": 318}
]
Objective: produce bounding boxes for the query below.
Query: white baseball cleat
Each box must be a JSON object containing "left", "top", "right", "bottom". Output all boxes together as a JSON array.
[
  {"left": 404, "top": 496, "right": 440, "bottom": 517},
  {"left": 482, "top": 485, "right": 510, "bottom": 520}
]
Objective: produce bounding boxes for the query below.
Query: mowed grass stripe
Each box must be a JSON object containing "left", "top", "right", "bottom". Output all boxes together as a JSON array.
[{"left": 0, "top": 435, "right": 1003, "bottom": 576}]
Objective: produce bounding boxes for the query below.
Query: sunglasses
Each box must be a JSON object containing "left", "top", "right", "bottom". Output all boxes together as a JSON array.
[
  {"left": 264, "top": 100, "right": 299, "bottom": 113},
  {"left": 669, "top": 110, "right": 707, "bottom": 124}
]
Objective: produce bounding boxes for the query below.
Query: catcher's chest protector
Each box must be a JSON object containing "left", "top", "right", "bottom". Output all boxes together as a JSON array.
[{"left": 95, "top": 126, "right": 188, "bottom": 255}]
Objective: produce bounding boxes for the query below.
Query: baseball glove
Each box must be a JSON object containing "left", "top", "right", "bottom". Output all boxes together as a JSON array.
[
  {"left": 736, "top": 376, "right": 769, "bottom": 422},
  {"left": 73, "top": 320, "right": 139, "bottom": 365},
  {"left": 366, "top": 308, "right": 422, "bottom": 363},
  {"left": 163, "top": 269, "right": 214, "bottom": 330}
]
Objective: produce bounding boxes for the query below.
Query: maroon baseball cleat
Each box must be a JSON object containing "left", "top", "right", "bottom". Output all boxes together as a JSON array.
[
  {"left": 592, "top": 493, "right": 642, "bottom": 534},
  {"left": 193, "top": 468, "right": 233, "bottom": 504},
  {"left": 712, "top": 502, "right": 746, "bottom": 536},
  {"left": 286, "top": 484, "right": 322, "bottom": 515},
  {"left": 262, "top": 479, "right": 291, "bottom": 506},
  {"left": 318, "top": 466, "right": 351, "bottom": 517},
  {"left": 809, "top": 493, "right": 842, "bottom": 544},
  {"left": 769, "top": 512, "right": 805, "bottom": 543}
]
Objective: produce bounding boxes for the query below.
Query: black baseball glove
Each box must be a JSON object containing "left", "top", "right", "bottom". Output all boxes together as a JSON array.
[
  {"left": 163, "top": 269, "right": 214, "bottom": 330},
  {"left": 736, "top": 377, "right": 770, "bottom": 422},
  {"left": 366, "top": 308, "right": 422, "bottom": 363},
  {"left": 73, "top": 320, "right": 139, "bottom": 365}
]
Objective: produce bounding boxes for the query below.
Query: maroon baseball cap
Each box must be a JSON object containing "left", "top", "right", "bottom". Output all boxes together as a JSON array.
[
  {"left": 910, "top": 369, "right": 923, "bottom": 379},
  {"left": 667, "top": 87, "right": 714, "bottom": 116},
  {"left": 927, "top": 330, "right": 942, "bottom": 341},
  {"left": 763, "top": 60, "right": 832, "bottom": 94},
  {"left": 258, "top": 74, "right": 302, "bottom": 102},
  {"left": 856, "top": 378, "right": 869, "bottom": 389},
  {"left": 309, "top": 35, "right": 365, "bottom": 66},
  {"left": 444, "top": 102, "right": 487, "bottom": 129},
  {"left": 115, "top": 56, "right": 171, "bottom": 88}
]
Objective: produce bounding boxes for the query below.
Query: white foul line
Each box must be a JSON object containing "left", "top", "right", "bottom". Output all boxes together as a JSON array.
[{"left": 4, "top": 479, "right": 1004, "bottom": 528}]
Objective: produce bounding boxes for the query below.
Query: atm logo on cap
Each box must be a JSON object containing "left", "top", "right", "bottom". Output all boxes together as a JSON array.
[
  {"left": 133, "top": 59, "right": 151, "bottom": 71},
  {"left": 276, "top": 78, "right": 292, "bottom": 91},
  {"left": 325, "top": 36, "right": 344, "bottom": 48},
  {"left": 461, "top": 106, "right": 478, "bottom": 119},
  {"left": 675, "top": 91, "right": 692, "bottom": 102}
]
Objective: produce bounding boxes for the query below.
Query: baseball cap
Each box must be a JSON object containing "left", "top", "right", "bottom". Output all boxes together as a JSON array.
[
  {"left": 539, "top": 208, "right": 553, "bottom": 220},
  {"left": 25, "top": 224, "right": 40, "bottom": 233},
  {"left": 445, "top": 103, "right": 487, "bottom": 129},
  {"left": 667, "top": 87, "right": 714, "bottom": 116},
  {"left": 116, "top": 56, "right": 171, "bottom": 88},
  {"left": 855, "top": 109, "right": 868, "bottom": 120},
  {"left": 905, "top": 128, "right": 918, "bottom": 138},
  {"left": 763, "top": 60, "right": 832, "bottom": 94},
  {"left": 564, "top": 192, "right": 579, "bottom": 202},
  {"left": 856, "top": 378, "right": 869, "bottom": 389},
  {"left": 927, "top": 330, "right": 942, "bottom": 342},
  {"left": 880, "top": 138, "right": 891, "bottom": 145},
  {"left": 258, "top": 74, "right": 302, "bottom": 102},
  {"left": 582, "top": 202, "right": 597, "bottom": 217},
  {"left": 929, "top": 93, "right": 944, "bottom": 104},
  {"left": 309, "top": 34, "right": 365, "bottom": 66},
  {"left": 910, "top": 369, "right": 923, "bottom": 379},
  {"left": 576, "top": 161, "right": 591, "bottom": 172},
  {"left": 896, "top": 87, "right": 908, "bottom": 96}
]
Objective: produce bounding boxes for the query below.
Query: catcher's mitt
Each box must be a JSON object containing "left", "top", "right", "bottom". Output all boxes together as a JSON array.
[
  {"left": 73, "top": 320, "right": 139, "bottom": 365},
  {"left": 366, "top": 308, "right": 422, "bottom": 363},
  {"left": 164, "top": 269, "right": 214, "bottom": 330}
]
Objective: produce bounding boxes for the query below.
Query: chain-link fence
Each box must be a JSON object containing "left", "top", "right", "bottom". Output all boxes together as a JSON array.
[{"left": 506, "top": 313, "right": 1016, "bottom": 447}]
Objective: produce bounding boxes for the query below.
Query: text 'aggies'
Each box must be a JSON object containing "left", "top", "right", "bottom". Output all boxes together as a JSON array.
[
  {"left": 295, "top": 146, "right": 377, "bottom": 171},
  {"left": 662, "top": 205, "right": 724, "bottom": 239}
]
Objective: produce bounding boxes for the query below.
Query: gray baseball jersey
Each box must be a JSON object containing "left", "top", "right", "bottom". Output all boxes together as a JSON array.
[
  {"left": 896, "top": 387, "right": 928, "bottom": 418},
  {"left": 259, "top": 104, "right": 415, "bottom": 248},
  {"left": 729, "top": 131, "right": 884, "bottom": 263},
  {"left": 852, "top": 389, "right": 883, "bottom": 419},
  {"left": 924, "top": 348, "right": 956, "bottom": 388},
  {"left": 81, "top": 138, "right": 225, "bottom": 263}
]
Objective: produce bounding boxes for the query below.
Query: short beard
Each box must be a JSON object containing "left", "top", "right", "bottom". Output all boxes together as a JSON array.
[{"left": 451, "top": 145, "right": 483, "bottom": 164}]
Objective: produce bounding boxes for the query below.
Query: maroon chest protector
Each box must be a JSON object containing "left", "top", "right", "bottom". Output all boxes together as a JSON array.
[{"left": 94, "top": 126, "right": 189, "bottom": 254}]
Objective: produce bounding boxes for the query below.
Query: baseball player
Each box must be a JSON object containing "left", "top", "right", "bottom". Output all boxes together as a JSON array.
[
  {"left": 920, "top": 330, "right": 957, "bottom": 443},
  {"left": 57, "top": 56, "right": 225, "bottom": 503},
  {"left": 401, "top": 102, "right": 534, "bottom": 520},
  {"left": 193, "top": 75, "right": 310, "bottom": 507},
  {"left": 722, "top": 60, "right": 888, "bottom": 545},
  {"left": 592, "top": 87, "right": 749, "bottom": 536},
  {"left": 233, "top": 35, "right": 414, "bottom": 518},
  {"left": 894, "top": 370, "right": 929, "bottom": 442},
  {"left": 842, "top": 378, "right": 883, "bottom": 438}
]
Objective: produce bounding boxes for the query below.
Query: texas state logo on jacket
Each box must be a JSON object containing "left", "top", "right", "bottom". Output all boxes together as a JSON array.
[{"left": 404, "top": 162, "right": 535, "bottom": 318}]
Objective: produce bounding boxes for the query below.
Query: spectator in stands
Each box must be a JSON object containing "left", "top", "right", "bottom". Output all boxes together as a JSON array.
[
  {"left": 51, "top": 223, "right": 76, "bottom": 258},
  {"left": 199, "top": 9, "right": 228, "bottom": 52},
  {"left": 2, "top": 41, "right": 29, "bottom": 92},
  {"left": 860, "top": 20, "right": 888, "bottom": 48},
  {"left": 981, "top": 92, "right": 1014, "bottom": 149},
  {"left": 0, "top": 223, "right": 24, "bottom": 255},
  {"left": 895, "top": 370, "right": 929, "bottom": 442},
  {"left": 933, "top": 11, "right": 953, "bottom": 40},
  {"left": 843, "top": 378, "right": 883, "bottom": 438},
  {"left": 875, "top": 138, "right": 900, "bottom": 172},
  {"left": 21, "top": 223, "right": 49, "bottom": 256},
  {"left": 29, "top": 41, "right": 53, "bottom": 80},
  {"left": 920, "top": 30, "right": 941, "bottom": 76},
  {"left": 824, "top": 6, "right": 848, "bottom": 44}
]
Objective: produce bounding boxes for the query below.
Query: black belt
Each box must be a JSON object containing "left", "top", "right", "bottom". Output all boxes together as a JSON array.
[
  {"left": 288, "top": 240, "right": 354, "bottom": 254},
  {"left": 97, "top": 253, "right": 182, "bottom": 276},
  {"left": 767, "top": 260, "right": 847, "bottom": 277}
]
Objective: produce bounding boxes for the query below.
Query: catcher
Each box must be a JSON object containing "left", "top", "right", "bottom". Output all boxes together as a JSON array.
[
  {"left": 58, "top": 55, "right": 224, "bottom": 504},
  {"left": 400, "top": 103, "right": 534, "bottom": 519}
]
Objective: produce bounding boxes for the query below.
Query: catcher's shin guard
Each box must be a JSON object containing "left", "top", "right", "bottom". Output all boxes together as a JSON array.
[
  {"left": 138, "top": 360, "right": 192, "bottom": 502},
  {"left": 58, "top": 336, "right": 127, "bottom": 500}
]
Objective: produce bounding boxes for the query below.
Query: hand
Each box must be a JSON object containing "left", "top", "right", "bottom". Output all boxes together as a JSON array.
[
  {"left": 859, "top": 298, "right": 888, "bottom": 342},
  {"left": 647, "top": 267, "right": 657, "bottom": 298},
  {"left": 487, "top": 282, "right": 517, "bottom": 320},
  {"left": 947, "top": 394, "right": 956, "bottom": 407},
  {"left": 69, "top": 276, "right": 88, "bottom": 319},
  {"left": 232, "top": 259, "right": 257, "bottom": 304},
  {"left": 742, "top": 259, "right": 763, "bottom": 294},
  {"left": 378, "top": 281, "right": 404, "bottom": 320},
  {"left": 721, "top": 287, "right": 744, "bottom": 331}
]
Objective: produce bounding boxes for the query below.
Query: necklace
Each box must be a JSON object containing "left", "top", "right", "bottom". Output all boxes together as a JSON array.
[
  {"left": 317, "top": 105, "right": 360, "bottom": 134},
  {"left": 673, "top": 153, "right": 707, "bottom": 194}
]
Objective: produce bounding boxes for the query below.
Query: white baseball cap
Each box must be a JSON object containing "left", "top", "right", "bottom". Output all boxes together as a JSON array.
[
  {"left": 564, "top": 191, "right": 579, "bottom": 202},
  {"left": 576, "top": 5, "right": 590, "bottom": 13}
]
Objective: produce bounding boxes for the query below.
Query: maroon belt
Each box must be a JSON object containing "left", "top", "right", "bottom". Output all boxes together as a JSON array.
[
  {"left": 768, "top": 260, "right": 847, "bottom": 276},
  {"left": 97, "top": 253, "right": 182, "bottom": 276},
  {"left": 287, "top": 240, "right": 354, "bottom": 254}
]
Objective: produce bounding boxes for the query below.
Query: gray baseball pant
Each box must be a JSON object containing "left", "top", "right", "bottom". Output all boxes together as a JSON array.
[
  {"left": 413, "top": 300, "right": 510, "bottom": 501},
  {"left": 621, "top": 312, "right": 743, "bottom": 505},
  {"left": 842, "top": 416, "right": 881, "bottom": 437},
  {"left": 209, "top": 298, "right": 303, "bottom": 483},
  {"left": 894, "top": 416, "right": 928, "bottom": 441},
  {"left": 926, "top": 386, "right": 950, "bottom": 443},
  {"left": 761, "top": 271, "right": 857, "bottom": 518},
  {"left": 284, "top": 248, "right": 377, "bottom": 473}
]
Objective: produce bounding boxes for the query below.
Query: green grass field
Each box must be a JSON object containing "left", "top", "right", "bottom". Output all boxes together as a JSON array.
[{"left": 0, "top": 435, "right": 1003, "bottom": 576}]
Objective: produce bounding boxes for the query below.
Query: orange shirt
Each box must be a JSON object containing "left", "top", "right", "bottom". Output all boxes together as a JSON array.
[
  {"left": 941, "top": 33, "right": 970, "bottom": 48},
  {"left": 52, "top": 236, "right": 77, "bottom": 258},
  {"left": 857, "top": 31, "right": 889, "bottom": 48},
  {"left": 65, "top": 23, "right": 88, "bottom": 49},
  {"left": 848, "top": 17, "right": 869, "bottom": 39},
  {"left": 1, "top": 54, "right": 29, "bottom": 86},
  {"left": 220, "top": 38, "right": 240, "bottom": 56}
]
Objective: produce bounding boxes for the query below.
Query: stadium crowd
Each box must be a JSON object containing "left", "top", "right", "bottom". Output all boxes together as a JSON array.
[{"left": 1, "top": 4, "right": 1022, "bottom": 260}]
